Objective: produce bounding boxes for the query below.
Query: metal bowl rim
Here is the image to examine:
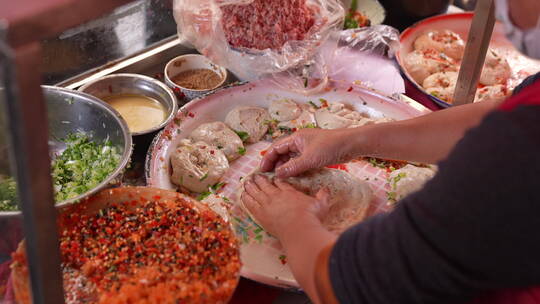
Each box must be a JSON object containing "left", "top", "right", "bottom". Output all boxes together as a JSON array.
[
  {"left": 0, "top": 85, "right": 133, "bottom": 216},
  {"left": 78, "top": 73, "right": 179, "bottom": 136}
]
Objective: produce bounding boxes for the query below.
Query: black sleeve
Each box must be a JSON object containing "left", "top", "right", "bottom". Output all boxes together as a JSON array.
[
  {"left": 513, "top": 72, "right": 540, "bottom": 96},
  {"left": 329, "top": 105, "right": 540, "bottom": 304}
]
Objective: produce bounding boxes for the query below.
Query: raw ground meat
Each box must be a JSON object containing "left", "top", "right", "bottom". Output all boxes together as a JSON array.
[{"left": 221, "top": 0, "right": 316, "bottom": 50}]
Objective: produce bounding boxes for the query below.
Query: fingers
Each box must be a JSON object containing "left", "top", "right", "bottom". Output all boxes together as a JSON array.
[
  {"left": 315, "top": 187, "right": 331, "bottom": 205},
  {"left": 260, "top": 136, "right": 297, "bottom": 172},
  {"left": 241, "top": 191, "right": 260, "bottom": 210},
  {"left": 241, "top": 192, "right": 264, "bottom": 222},
  {"left": 274, "top": 179, "right": 296, "bottom": 191},
  {"left": 274, "top": 154, "right": 291, "bottom": 170},
  {"left": 244, "top": 178, "right": 267, "bottom": 202},
  {"left": 275, "top": 156, "right": 310, "bottom": 179},
  {"left": 253, "top": 174, "right": 278, "bottom": 195}
]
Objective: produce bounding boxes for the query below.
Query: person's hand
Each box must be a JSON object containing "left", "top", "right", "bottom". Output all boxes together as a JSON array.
[
  {"left": 241, "top": 174, "right": 330, "bottom": 238},
  {"left": 260, "top": 128, "right": 359, "bottom": 178}
]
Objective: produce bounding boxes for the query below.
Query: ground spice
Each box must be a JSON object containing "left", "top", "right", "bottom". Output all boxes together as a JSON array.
[{"left": 172, "top": 69, "right": 223, "bottom": 90}]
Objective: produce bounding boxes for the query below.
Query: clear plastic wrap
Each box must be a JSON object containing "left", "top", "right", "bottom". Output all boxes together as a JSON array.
[
  {"left": 337, "top": 25, "right": 400, "bottom": 58},
  {"left": 326, "top": 25, "right": 405, "bottom": 96},
  {"left": 173, "top": 0, "right": 344, "bottom": 91},
  {"left": 174, "top": 1, "right": 401, "bottom": 95}
]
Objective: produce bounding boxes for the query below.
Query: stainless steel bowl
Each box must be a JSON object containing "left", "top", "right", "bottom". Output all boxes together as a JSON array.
[
  {"left": 0, "top": 86, "right": 132, "bottom": 216},
  {"left": 78, "top": 73, "right": 178, "bottom": 136},
  {"left": 46, "top": 86, "right": 133, "bottom": 208}
]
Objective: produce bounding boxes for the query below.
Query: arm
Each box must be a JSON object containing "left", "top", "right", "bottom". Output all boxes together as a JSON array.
[
  {"left": 278, "top": 218, "right": 336, "bottom": 304},
  {"left": 350, "top": 99, "right": 500, "bottom": 164},
  {"left": 328, "top": 105, "right": 540, "bottom": 303},
  {"left": 262, "top": 100, "right": 499, "bottom": 178}
]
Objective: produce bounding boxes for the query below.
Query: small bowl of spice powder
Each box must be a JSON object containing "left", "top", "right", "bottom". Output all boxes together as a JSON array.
[{"left": 164, "top": 54, "right": 227, "bottom": 102}]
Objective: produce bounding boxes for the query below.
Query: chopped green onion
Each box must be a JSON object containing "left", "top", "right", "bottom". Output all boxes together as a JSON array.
[
  {"left": 211, "top": 182, "right": 225, "bottom": 192},
  {"left": 278, "top": 126, "right": 293, "bottom": 132},
  {"left": 238, "top": 147, "right": 247, "bottom": 156},
  {"left": 0, "top": 177, "right": 18, "bottom": 211},
  {"left": 308, "top": 101, "right": 320, "bottom": 109},
  {"left": 51, "top": 132, "right": 121, "bottom": 203},
  {"left": 234, "top": 130, "right": 250, "bottom": 142},
  {"left": 197, "top": 191, "right": 212, "bottom": 201},
  {"left": 302, "top": 123, "right": 317, "bottom": 129}
]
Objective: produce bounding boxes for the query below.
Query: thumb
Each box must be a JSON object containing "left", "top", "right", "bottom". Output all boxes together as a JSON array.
[
  {"left": 315, "top": 187, "right": 331, "bottom": 205},
  {"left": 275, "top": 156, "right": 310, "bottom": 178}
]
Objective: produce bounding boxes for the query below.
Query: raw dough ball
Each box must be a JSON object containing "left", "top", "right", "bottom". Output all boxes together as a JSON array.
[
  {"left": 388, "top": 164, "right": 437, "bottom": 202},
  {"left": 474, "top": 85, "right": 510, "bottom": 103},
  {"left": 190, "top": 121, "right": 244, "bottom": 161},
  {"left": 414, "top": 30, "right": 465, "bottom": 60},
  {"left": 404, "top": 50, "right": 457, "bottom": 84},
  {"left": 422, "top": 71, "right": 459, "bottom": 103},
  {"left": 170, "top": 139, "right": 229, "bottom": 193},
  {"left": 225, "top": 106, "right": 271, "bottom": 143},
  {"left": 480, "top": 49, "right": 512, "bottom": 86},
  {"left": 269, "top": 99, "right": 302, "bottom": 122}
]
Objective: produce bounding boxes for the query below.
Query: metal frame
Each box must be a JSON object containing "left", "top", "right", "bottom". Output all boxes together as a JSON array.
[
  {"left": 0, "top": 0, "right": 132, "bottom": 302},
  {"left": 0, "top": 24, "right": 64, "bottom": 304}
]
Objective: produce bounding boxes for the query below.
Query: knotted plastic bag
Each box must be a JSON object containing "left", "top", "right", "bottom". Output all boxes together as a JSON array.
[{"left": 173, "top": 0, "right": 344, "bottom": 93}]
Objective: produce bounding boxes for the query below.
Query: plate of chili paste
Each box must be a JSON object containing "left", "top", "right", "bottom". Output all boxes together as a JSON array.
[
  {"left": 146, "top": 79, "right": 431, "bottom": 288},
  {"left": 10, "top": 187, "right": 240, "bottom": 304}
]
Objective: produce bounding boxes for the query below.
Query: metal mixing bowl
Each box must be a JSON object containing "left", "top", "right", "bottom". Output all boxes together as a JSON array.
[
  {"left": 46, "top": 85, "right": 133, "bottom": 208},
  {"left": 0, "top": 86, "right": 132, "bottom": 217},
  {"left": 78, "top": 73, "right": 178, "bottom": 136}
]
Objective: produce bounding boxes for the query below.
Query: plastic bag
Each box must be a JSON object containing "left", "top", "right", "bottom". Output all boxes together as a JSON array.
[
  {"left": 326, "top": 25, "right": 405, "bottom": 96},
  {"left": 173, "top": 0, "right": 344, "bottom": 92},
  {"left": 337, "top": 25, "right": 400, "bottom": 58}
]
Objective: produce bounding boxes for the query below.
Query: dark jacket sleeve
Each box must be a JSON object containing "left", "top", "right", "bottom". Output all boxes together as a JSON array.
[{"left": 329, "top": 105, "right": 540, "bottom": 304}]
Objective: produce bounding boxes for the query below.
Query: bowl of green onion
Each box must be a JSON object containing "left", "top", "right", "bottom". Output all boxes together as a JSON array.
[{"left": 0, "top": 86, "right": 132, "bottom": 215}]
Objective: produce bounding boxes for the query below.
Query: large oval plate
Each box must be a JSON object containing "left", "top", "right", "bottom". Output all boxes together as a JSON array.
[
  {"left": 396, "top": 12, "right": 540, "bottom": 108},
  {"left": 146, "top": 79, "right": 429, "bottom": 288}
]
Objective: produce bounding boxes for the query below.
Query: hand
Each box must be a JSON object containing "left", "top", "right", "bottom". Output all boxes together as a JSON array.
[
  {"left": 260, "top": 128, "right": 359, "bottom": 178},
  {"left": 241, "top": 174, "right": 330, "bottom": 238}
]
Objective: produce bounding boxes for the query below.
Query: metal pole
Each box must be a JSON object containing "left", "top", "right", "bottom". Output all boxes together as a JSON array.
[
  {"left": 452, "top": 0, "right": 496, "bottom": 105},
  {"left": 0, "top": 24, "right": 64, "bottom": 304}
]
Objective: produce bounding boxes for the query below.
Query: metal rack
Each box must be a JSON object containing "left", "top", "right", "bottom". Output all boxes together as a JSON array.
[{"left": 0, "top": 1, "right": 136, "bottom": 302}]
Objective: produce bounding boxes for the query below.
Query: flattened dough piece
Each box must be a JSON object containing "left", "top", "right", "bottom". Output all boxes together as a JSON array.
[
  {"left": 239, "top": 168, "right": 373, "bottom": 233},
  {"left": 388, "top": 164, "right": 437, "bottom": 202},
  {"left": 225, "top": 106, "right": 271, "bottom": 143},
  {"left": 190, "top": 121, "right": 244, "bottom": 161},
  {"left": 269, "top": 99, "right": 302, "bottom": 122},
  {"left": 170, "top": 139, "right": 229, "bottom": 193}
]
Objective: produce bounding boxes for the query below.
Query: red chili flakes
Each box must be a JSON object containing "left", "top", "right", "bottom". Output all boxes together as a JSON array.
[
  {"left": 347, "top": 86, "right": 353, "bottom": 92},
  {"left": 326, "top": 164, "right": 348, "bottom": 172},
  {"left": 260, "top": 150, "right": 267, "bottom": 156},
  {"left": 360, "top": 157, "right": 408, "bottom": 172},
  {"left": 320, "top": 99, "right": 329, "bottom": 108},
  {"left": 47, "top": 197, "right": 240, "bottom": 303},
  {"left": 172, "top": 87, "right": 186, "bottom": 99},
  {"left": 278, "top": 255, "right": 287, "bottom": 265},
  {"left": 188, "top": 112, "right": 195, "bottom": 118}
]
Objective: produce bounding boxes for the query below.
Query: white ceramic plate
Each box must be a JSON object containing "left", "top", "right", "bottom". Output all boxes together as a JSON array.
[
  {"left": 146, "top": 79, "right": 429, "bottom": 288},
  {"left": 340, "top": 0, "right": 386, "bottom": 25}
]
